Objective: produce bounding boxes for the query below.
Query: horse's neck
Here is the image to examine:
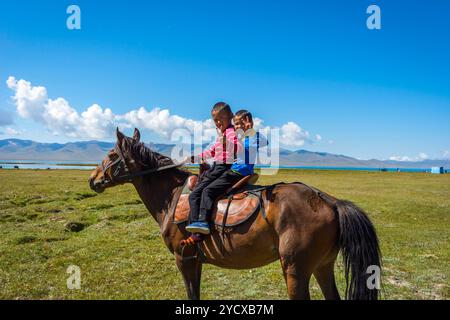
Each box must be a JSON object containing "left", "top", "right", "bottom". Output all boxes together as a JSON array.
[{"left": 132, "top": 170, "right": 188, "bottom": 228}]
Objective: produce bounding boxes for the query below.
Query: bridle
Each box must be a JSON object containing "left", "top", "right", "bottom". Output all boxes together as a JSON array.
[{"left": 100, "top": 145, "right": 183, "bottom": 184}]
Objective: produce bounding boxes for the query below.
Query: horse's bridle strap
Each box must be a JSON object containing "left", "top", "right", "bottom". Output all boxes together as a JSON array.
[{"left": 114, "top": 162, "right": 184, "bottom": 181}]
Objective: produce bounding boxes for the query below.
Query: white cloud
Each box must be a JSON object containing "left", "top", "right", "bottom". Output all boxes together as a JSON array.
[
  {"left": 253, "top": 118, "right": 311, "bottom": 147},
  {"left": 5, "top": 127, "right": 21, "bottom": 136},
  {"left": 6, "top": 76, "right": 321, "bottom": 148},
  {"left": 6, "top": 77, "right": 123, "bottom": 139},
  {"left": 389, "top": 152, "right": 429, "bottom": 162},
  {"left": 78, "top": 104, "right": 116, "bottom": 139},
  {"left": 119, "top": 107, "right": 212, "bottom": 139},
  {"left": 252, "top": 117, "right": 271, "bottom": 138},
  {"left": 280, "top": 122, "right": 310, "bottom": 147},
  {"left": 389, "top": 155, "right": 413, "bottom": 161},
  {"left": 418, "top": 152, "right": 428, "bottom": 160},
  {"left": 315, "top": 134, "right": 322, "bottom": 141},
  {"left": 7, "top": 76, "right": 47, "bottom": 121}
]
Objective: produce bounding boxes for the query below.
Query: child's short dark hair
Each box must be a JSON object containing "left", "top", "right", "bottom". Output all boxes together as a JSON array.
[
  {"left": 235, "top": 109, "right": 253, "bottom": 122},
  {"left": 212, "top": 102, "right": 232, "bottom": 116}
]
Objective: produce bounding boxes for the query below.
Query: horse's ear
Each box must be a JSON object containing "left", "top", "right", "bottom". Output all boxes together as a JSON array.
[
  {"left": 133, "top": 128, "right": 141, "bottom": 143},
  {"left": 116, "top": 127, "right": 125, "bottom": 144}
]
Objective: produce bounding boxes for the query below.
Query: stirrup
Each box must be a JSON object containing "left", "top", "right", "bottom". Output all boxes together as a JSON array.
[{"left": 180, "top": 233, "right": 204, "bottom": 246}]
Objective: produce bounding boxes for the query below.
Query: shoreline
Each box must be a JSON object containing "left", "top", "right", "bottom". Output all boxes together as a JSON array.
[{"left": 0, "top": 166, "right": 441, "bottom": 173}]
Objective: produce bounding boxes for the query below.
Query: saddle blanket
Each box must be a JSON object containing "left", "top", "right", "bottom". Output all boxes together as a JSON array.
[{"left": 174, "top": 192, "right": 261, "bottom": 227}]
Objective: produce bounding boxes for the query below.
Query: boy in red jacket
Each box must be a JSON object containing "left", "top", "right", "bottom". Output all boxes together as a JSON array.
[{"left": 184, "top": 102, "right": 242, "bottom": 234}]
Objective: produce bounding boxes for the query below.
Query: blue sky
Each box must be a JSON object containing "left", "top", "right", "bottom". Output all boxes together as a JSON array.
[{"left": 0, "top": 0, "right": 449, "bottom": 160}]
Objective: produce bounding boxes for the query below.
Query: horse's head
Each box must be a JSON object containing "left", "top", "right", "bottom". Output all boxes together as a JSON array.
[{"left": 89, "top": 127, "right": 142, "bottom": 193}]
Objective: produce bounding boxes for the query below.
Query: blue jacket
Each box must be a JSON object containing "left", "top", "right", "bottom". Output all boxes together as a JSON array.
[{"left": 231, "top": 131, "right": 268, "bottom": 176}]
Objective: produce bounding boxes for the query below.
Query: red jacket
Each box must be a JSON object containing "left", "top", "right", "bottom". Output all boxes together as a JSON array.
[{"left": 199, "top": 125, "right": 242, "bottom": 164}]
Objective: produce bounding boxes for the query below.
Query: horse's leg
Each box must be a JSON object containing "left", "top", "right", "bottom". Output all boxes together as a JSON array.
[
  {"left": 280, "top": 257, "right": 312, "bottom": 300},
  {"left": 175, "top": 255, "right": 202, "bottom": 300},
  {"left": 284, "top": 271, "right": 311, "bottom": 300},
  {"left": 314, "top": 261, "right": 341, "bottom": 300}
]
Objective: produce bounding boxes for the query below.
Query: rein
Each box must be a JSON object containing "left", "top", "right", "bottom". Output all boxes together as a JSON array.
[{"left": 100, "top": 145, "right": 184, "bottom": 184}]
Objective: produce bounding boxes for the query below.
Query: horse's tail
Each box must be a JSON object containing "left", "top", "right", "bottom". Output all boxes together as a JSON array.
[{"left": 336, "top": 199, "right": 382, "bottom": 300}]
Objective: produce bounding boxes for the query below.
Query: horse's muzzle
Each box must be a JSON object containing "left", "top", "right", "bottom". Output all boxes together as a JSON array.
[{"left": 88, "top": 176, "right": 105, "bottom": 193}]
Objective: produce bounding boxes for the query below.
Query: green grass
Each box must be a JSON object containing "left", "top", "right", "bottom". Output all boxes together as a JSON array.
[{"left": 0, "top": 169, "right": 448, "bottom": 300}]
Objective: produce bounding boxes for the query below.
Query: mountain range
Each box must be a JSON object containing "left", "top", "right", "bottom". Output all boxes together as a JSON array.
[{"left": 0, "top": 138, "right": 449, "bottom": 169}]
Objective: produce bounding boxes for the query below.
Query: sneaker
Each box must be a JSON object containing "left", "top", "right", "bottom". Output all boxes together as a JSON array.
[{"left": 185, "top": 222, "right": 210, "bottom": 235}]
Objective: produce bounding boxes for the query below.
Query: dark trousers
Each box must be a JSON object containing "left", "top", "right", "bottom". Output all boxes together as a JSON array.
[{"left": 189, "top": 164, "right": 242, "bottom": 222}]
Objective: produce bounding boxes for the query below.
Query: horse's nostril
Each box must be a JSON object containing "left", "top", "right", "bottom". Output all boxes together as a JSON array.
[{"left": 89, "top": 178, "right": 101, "bottom": 191}]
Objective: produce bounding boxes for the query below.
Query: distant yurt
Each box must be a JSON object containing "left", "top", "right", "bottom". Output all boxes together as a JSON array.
[{"left": 431, "top": 167, "right": 444, "bottom": 174}]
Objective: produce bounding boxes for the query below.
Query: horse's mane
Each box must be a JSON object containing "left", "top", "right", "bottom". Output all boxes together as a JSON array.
[{"left": 127, "top": 139, "right": 174, "bottom": 168}]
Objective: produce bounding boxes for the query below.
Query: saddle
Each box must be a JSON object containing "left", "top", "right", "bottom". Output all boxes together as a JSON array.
[{"left": 174, "top": 172, "right": 262, "bottom": 228}]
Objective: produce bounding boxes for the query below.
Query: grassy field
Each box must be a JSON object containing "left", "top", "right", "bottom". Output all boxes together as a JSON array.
[{"left": 0, "top": 169, "right": 448, "bottom": 300}]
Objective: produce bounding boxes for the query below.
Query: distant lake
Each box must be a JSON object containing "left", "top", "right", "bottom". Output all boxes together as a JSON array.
[
  {"left": 0, "top": 160, "right": 98, "bottom": 170},
  {"left": 272, "top": 166, "right": 432, "bottom": 173},
  {"left": 0, "top": 160, "right": 438, "bottom": 173}
]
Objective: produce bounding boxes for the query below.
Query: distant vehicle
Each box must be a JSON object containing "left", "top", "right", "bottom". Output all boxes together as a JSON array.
[
  {"left": 431, "top": 167, "right": 444, "bottom": 174},
  {"left": 13, "top": 165, "right": 19, "bottom": 169}
]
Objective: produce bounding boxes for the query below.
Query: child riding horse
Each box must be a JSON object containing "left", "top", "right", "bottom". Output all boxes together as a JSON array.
[{"left": 184, "top": 102, "right": 242, "bottom": 235}]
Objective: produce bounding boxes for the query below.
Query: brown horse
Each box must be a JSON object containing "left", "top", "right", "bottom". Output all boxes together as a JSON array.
[{"left": 88, "top": 128, "right": 382, "bottom": 300}]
